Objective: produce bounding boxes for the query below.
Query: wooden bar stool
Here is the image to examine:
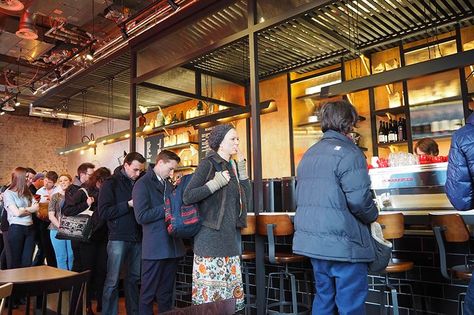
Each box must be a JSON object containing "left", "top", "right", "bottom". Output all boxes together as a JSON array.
[
  {"left": 371, "top": 212, "right": 417, "bottom": 315},
  {"left": 430, "top": 213, "right": 473, "bottom": 315},
  {"left": 240, "top": 215, "right": 256, "bottom": 315},
  {"left": 256, "top": 214, "right": 311, "bottom": 315}
]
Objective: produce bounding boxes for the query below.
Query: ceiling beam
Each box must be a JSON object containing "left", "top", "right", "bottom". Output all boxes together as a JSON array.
[{"left": 139, "top": 81, "right": 245, "bottom": 109}]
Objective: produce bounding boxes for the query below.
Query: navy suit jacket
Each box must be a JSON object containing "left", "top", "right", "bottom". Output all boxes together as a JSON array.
[{"left": 132, "top": 167, "right": 184, "bottom": 260}]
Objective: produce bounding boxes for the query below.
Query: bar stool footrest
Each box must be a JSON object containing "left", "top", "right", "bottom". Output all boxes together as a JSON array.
[{"left": 267, "top": 301, "right": 311, "bottom": 315}]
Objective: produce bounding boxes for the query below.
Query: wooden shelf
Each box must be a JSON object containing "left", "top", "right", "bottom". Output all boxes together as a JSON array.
[
  {"left": 377, "top": 140, "right": 408, "bottom": 147},
  {"left": 297, "top": 115, "right": 365, "bottom": 128},
  {"left": 163, "top": 142, "right": 198, "bottom": 150},
  {"left": 374, "top": 106, "right": 406, "bottom": 117},
  {"left": 408, "top": 96, "right": 462, "bottom": 108},
  {"left": 296, "top": 92, "right": 321, "bottom": 100},
  {"left": 175, "top": 165, "right": 198, "bottom": 171},
  {"left": 412, "top": 133, "right": 454, "bottom": 141},
  {"left": 297, "top": 121, "right": 321, "bottom": 128}
]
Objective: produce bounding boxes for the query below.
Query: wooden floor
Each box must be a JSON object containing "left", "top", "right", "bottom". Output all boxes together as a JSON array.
[{"left": 4, "top": 297, "right": 157, "bottom": 314}]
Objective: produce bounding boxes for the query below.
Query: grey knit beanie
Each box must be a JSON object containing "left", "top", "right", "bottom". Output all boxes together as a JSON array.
[{"left": 208, "top": 124, "right": 233, "bottom": 151}]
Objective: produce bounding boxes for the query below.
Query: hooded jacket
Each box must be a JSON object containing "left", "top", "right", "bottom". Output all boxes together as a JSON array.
[
  {"left": 446, "top": 112, "right": 474, "bottom": 211},
  {"left": 293, "top": 130, "right": 378, "bottom": 262}
]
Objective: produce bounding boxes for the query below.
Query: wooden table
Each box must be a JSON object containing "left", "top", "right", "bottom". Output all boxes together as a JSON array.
[
  {"left": 0, "top": 266, "right": 78, "bottom": 315},
  {"left": 0, "top": 265, "right": 76, "bottom": 284}
]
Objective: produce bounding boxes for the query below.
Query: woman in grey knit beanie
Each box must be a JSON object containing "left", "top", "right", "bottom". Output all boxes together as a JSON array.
[{"left": 183, "top": 123, "right": 252, "bottom": 312}]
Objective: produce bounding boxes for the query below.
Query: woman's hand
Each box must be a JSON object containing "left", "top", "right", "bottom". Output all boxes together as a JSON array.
[
  {"left": 30, "top": 202, "right": 39, "bottom": 213},
  {"left": 235, "top": 146, "right": 245, "bottom": 162},
  {"left": 86, "top": 196, "right": 94, "bottom": 206}
]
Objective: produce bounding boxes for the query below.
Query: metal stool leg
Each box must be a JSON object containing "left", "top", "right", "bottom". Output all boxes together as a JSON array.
[
  {"left": 388, "top": 285, "right": 399, "bottom": 315},
  {"left": 459, "top": 292, "right": 466, "bottom": 315},
  {"left": 289, "top": 272, "right": 298, "bottom": 315}
]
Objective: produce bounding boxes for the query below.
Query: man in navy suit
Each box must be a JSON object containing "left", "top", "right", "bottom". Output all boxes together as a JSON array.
[{"left": 133, "top": 150, "right": 185, "bottom": 314}]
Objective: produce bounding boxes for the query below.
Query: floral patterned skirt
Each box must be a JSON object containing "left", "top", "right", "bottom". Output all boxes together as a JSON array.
[{"left": 192, "top": 254, "right": 245, "bottom": 311}]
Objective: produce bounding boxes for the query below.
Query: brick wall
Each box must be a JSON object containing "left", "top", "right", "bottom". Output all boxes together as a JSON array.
[{"left": 0, "top": 115, "right": 67, "bottom": 184}]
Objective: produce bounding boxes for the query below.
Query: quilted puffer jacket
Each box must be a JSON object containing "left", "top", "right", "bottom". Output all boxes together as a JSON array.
[
  {"left": 293, "top": 130, "right": 378, "bottom": 262},
  {"left": 446, "top": 112, "right": 474, "bottom": 211}
]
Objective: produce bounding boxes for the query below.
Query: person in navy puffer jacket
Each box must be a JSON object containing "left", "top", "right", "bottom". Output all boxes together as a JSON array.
[
  {"left": 293, "top": 100, "right": 378, "bottom": 315},
  {"left": 445, "top": 111, "right": 474, "bottom": 314}
]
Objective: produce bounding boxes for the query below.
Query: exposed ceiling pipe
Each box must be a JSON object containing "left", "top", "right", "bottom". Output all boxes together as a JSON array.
[
  {"left": 15, "top": 0, "right": 38, "bottom": 40},
  {"left": 0, "top": 0, "right": 24, "bottom": 16}
]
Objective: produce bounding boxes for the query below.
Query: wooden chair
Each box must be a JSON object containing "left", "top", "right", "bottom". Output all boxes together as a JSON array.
[
  {"left": 256, "top": 214, "right": 311, "bottom": 315},
  {"left": 240, "top": 215, "right": 256, "bottom": 314},
  {"left": 162, "top": 298, "right": 236, "bottom": 315},
  {"left": 7, "top": 270, "right": 90, "bottom": 315},
  {"left": 430, "top": 213, "right": 473, "bottom": 315},
  {"left": 372, "top": 212, "right": 417, "bottom": 315},
  {"left": 0, "top": 283, "right": 13, "bottom": 314}
]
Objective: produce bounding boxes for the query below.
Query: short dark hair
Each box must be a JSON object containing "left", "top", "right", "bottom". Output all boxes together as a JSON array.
[
  {"left": 156, "top": 150, "right": 181, "bottom": 164},
  {"left": 45, "top": 171, "right": 59, "bottom": 183},
  {"left": 320, "top": 100, "right": 358, "bottom": 134},
  {"left": 124, "top": 152, "right": 146, "bottom": 165},
  {"left": 25, "top": 167, "right": 36, "bottom": 175},
  {"left": 414, "top": 138, "right": 439, "bottom": 156},
  {"left": 77, "top": 162, "right": 95, "bottom": 177},
  {"left": 86, "top": 167, "right": 111, "bottom": 189}
]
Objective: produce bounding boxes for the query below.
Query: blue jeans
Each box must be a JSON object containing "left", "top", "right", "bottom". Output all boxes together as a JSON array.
[
  {"left": 465, "top": 278, "right": 474, "bottom": 315},
  {"left": 102, "top": 241, "right": 141, "bottom": 315},
  {"left": 311, "top": 258, "right": 368, "bottom": 315},
  {"left": 49, "top": 229, "right": 73, "bottom": 270},
  {"left": 8, "top": 224, "right": 35, "bottom": 268}
]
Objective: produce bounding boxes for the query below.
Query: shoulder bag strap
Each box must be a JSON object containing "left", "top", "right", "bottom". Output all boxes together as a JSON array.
[
  {"left": 230, "top": 159, "right": 243, "bottom": 217},
  {"left": 79, "top": 188, "right": 92, "bottom": 213}
]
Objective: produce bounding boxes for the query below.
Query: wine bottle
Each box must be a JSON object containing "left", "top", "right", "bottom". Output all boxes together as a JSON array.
[
  {"left": 397, "top": 118, "right": 404, "bottom": 141},
  {"left": 378, "top": 121, "right": 386, "bottom": 143}
]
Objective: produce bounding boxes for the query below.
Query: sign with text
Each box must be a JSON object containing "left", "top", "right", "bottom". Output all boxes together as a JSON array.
[
  {"left": 198, "top": 126, "right": 214, "bottom": 161},
  {"left": 144, "top": 134, "right": 164, "bottom": 164}
]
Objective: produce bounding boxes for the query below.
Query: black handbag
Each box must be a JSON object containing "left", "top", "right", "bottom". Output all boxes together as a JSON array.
[
  {"left": 368, "top": 221, "right": 392, "bottom": 273},
  {"left": 56, "top": 188, "right": 94, "bottom": 242}
]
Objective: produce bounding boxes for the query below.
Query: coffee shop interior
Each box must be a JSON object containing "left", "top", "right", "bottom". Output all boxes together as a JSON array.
[{"left": 0, "top": 0, "right": 474, "bottom": 314}]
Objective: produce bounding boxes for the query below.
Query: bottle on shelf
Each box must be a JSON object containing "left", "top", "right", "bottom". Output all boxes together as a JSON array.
[
  {"left": 179, "top": 111, "right": 184, "bottom": 121},
  {"left": 139, "top": 114, "right": 146, "bottom": 127},
  {"left": 387, "top": 119, "right": 397, "bottom": 142},
  {"left": 378, "top": 121, "right": 387, "bottom": 144},
  {"left": 171, "top": 113, "right": 178, "bottom": 123},
  {"left": 397, "top": 118, "right": 404, "bottom": 141}
]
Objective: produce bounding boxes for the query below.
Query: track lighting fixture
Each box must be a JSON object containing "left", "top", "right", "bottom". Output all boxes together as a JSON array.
[
  {"left": 86, "top": 47, "right": 95, "bottom": 61},
  {"left": 14, "top": 96, "right": 20, "bottom": 106},
  {"left": 120, "top": 26, "right": 129, "bottom": 40},
  {"left": 167, "top": 0, "right": 180, "bottom": 11}
]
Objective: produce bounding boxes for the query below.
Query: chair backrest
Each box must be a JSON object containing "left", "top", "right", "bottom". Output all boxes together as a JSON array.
[
  {"left": 430, "top": 213, "right": 470, "bottom": 242},
  {"left": 8, "top": 270, "right": 90, "bottom": 315},
  {"left": 0, "top": 282, "right": 13, "bottom": 314},
  {"left": 377, "top": 212, "right": 404, "bottom": 240},
  {"left": 256, "top": 214, "right": 293, "bottom": 236},
  {"left": 161, "top": 298, "right": 236, "bottom": 315},
  {"left": 430, "top": 213, "right": 470, "bottom": 281},
  {"left": 241, "top": 215, "right": 256, "bottom": 235}
]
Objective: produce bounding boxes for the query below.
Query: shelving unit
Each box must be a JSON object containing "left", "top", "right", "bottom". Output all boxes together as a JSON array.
[
  {"left": 175, "top": 165, "right": 198, "bottom": 172},
  {"left": 374, "top": 106, "right": 406, "bottom": 117},
  {"left": 297, "top": 115, "right": 366, "bottom": 128},
  {"left": 377, "top": 141, "right": 408, "bottom": 148},
  {"left": 163, "top": 142, "right": 198, "bottom": 150}
]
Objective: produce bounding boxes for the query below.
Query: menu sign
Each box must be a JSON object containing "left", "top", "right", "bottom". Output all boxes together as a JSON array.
[
  {"left": 198, "top": 126, "right": 214, "bottom": 161},
  {"left": 144, "top": 134, "right": 164, "bottom": 164}
]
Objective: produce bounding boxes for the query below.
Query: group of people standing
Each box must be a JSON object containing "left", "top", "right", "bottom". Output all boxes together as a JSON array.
[{"left": 0, "top": 123, "right": 250, "bottom": 315}]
